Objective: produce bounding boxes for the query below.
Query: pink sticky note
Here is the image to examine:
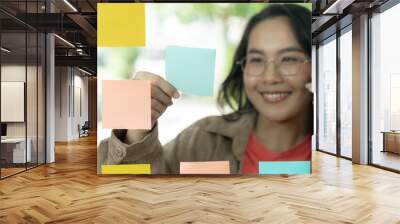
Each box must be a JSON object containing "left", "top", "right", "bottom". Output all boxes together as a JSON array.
[
  {"left": 102, "top": 80, "right": 151, "bottom": 129},
  {"left": 180, "top": 161, "right": 230, "bottom": 174}
]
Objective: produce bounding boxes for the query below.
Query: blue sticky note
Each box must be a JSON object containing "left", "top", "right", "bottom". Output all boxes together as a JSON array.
[
  {"left": 165, "top": 46, "right": 216, "bottom": 96},
  {"left": 259, "top": 161, "right": 311, "bottom": 175}
]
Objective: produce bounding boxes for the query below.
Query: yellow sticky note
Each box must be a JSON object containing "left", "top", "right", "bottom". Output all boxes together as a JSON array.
[
  {"left": 101, "top": 164, "right": 151, "bottom": 174},
  {"left": 97, "top": 3, "right": 146, "bottom": 47}
]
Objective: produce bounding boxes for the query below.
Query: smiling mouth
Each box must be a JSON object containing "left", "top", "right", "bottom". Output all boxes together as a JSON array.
[{"left": 260, "top": 91, "right": 292, "bottom": 103}]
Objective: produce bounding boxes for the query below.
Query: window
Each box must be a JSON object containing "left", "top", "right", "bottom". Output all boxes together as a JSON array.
[
  {"left": 370, "top": 3, "right": 400, "bottom": 171},
  {"left": 339, "top": 28, "right": 352, "bottom": 158},
  {"left": 317, "top": 36, "right": 337, "bottom": 154}
]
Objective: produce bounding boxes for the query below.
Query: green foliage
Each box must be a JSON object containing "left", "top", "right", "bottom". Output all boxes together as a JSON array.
[
  {"left": 98, "top": 48, "right": 141, "bottom": 80},
  {"left": 98, "top": 3, "right": 312, "bottom": 81},
  {"left": 154, "top": 3, "right": 311, "bottom": 24},
  {"left": 297, "top": 3, "right": 312, "bottom": 11},
  {"left": 154, "top": 3, "right": 267, "bottom": 24}
]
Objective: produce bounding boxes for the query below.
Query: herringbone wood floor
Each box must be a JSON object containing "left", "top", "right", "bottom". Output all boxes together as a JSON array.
[{"left": 1, "top": 134, "right": 400, "bottom": 224}]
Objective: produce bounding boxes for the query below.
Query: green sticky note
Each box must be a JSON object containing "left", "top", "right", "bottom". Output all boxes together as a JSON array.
[{"left": 165, "top": 46, "right": 216, "bottom": 96}]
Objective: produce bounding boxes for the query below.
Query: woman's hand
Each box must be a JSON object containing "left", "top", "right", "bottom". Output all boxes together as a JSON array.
[
  {"left": 125, "top": 71, "right": 180, "bottom": 144},
  {"left": 135, "top": 71, "right": 180, "bottom": 126}
]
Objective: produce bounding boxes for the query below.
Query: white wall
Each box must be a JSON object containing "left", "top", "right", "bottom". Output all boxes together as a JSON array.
[
  {"left": 1, "top": 82, "right": 25, "bottom": 122},
  {"left": 1, "top": 65, "right": 39, "bottom": 137},
  {"left": 55, "top": 66, "right": 69, "bottom": 141},
  {"left": 77, "top": 72, "right": 89, "bottom": 138},
  {"left": 55, "top": 67, "right": 89, "bottom": 141},
  {"left": 1, "top": 63, "right": 46, "bottom": 164},
  {"left": 1, "top": 66, "right": 26, "bottom": 137}
]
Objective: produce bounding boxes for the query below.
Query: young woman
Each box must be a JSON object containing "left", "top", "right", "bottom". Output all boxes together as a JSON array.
[{"left": 98, "top": 4, "right": 312, "bottom": 174}]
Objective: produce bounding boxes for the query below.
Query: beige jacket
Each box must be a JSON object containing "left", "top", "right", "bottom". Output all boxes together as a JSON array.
[{"left": 97, "top": 112, "right": 257, "bottom": 174}]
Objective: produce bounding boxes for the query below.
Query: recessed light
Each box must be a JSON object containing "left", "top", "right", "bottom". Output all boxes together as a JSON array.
[
  {"left": 63, "top": 0, "right": 78, "bottom": 12},
  {"left": 54, "top": 34, "right": 75, "bottom": 48},
  {"left": 1, "top": 47, "right": 11, "bottom": 53},
  {"left": 78, "top": 67, "right": 92, "bottom": 76}
]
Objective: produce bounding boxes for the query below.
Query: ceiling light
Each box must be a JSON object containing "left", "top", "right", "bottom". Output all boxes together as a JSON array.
[
  {"left": 78, "top": 67, "right": 92, "bottom": 76},
  {"left": 63, "top": 0, "right": 78, "bottom": 12},
  {"left": 54, "top": 34, "right": 75, "bottom": 48},
  {"left": 323, "top": 0, "right": 342, "bottom": 15},
  {"left": 1, "top": 47, "right": 11, "bottom": 53}
]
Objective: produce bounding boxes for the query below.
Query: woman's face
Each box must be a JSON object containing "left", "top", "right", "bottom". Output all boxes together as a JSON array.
[{"left": 244, "top": 16, "right": 311, "bottom": 123}]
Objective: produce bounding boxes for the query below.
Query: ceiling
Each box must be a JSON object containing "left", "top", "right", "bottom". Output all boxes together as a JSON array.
[
  {"left": 311, "top": 0, "right": 390, "bottom": 44},
  {"left": 1, "top": 0, "right": 395, "bottom": 74},
  {"left": 0, "top": 0, "right": 98, "bottom": 74}
]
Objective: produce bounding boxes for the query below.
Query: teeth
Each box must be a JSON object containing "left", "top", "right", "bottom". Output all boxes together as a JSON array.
[{"left": 262, "top": 92, "right": 290, "bottom": 102}]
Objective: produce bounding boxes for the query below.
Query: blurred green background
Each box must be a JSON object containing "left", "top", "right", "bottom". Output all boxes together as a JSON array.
[{"left": 97, "top": 3, "right": 311, "bottom": 81}]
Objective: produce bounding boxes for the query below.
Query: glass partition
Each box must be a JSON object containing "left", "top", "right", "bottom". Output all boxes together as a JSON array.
[
  {"left": 0, "top": 1, "right": 46, "bottom": 179},
  {"left": 27, "top": 30, "right": 38, "bottom": 169},
  {"left": 1, "top": 30, "right": 28, "bottom": 177},
  {"left": 38, "top": 32, "right": 45, "bottom": 165}
]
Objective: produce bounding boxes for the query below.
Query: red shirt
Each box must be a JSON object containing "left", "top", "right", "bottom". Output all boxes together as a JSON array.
[{"left": 242, "top": 133, "right": 311, "bottom": 174}]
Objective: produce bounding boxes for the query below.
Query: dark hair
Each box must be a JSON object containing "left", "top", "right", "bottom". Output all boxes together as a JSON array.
[{"left": 217, "top": 4, "right": 311, "bottom": 120}]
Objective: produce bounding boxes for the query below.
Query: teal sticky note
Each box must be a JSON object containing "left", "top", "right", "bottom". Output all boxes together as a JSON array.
[
  {"left": 259, "top": 161, "right": 311, "bottom": 175},
  {"left": 165, "top": 46, "right": 216, "bottom": 96}
]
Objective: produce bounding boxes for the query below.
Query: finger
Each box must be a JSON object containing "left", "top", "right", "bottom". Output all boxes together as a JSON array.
[
  {"left": 134, "top": 71, "right": 159, "bottom": 80},
  {"left": 151, "top": 110, "right": 161, "bottom": 121},
  {"left": 134, "top": 71, "right": 179, "bottom": 98},
  {"left": 151, "top": 119, "right": 156, "bottom": 128},
  {"left": 151, "top": 84, "right": 172, "bottom": 106},
  {"left": 152, "top": 77, "right": 179, "bottom": 99},
  {"left": 151, "top": 98, "right": 167, "bottom": 115}
]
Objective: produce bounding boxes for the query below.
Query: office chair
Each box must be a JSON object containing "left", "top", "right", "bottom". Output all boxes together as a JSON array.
[{"left": 79, "top": 121, "right": 90, "bottom": 138}]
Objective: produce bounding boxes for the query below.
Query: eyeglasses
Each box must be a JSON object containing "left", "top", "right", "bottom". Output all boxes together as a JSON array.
[{"left": 236, "top": 54, "right": 310, "bottom": 77}]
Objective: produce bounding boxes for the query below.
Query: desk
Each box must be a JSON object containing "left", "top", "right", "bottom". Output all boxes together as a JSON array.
[
  {"left": 1, "top": 138, "right": 31, "bottom": 163},
  {"left": 381, "top": 131, "right": 400, "bottom": 154}
]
